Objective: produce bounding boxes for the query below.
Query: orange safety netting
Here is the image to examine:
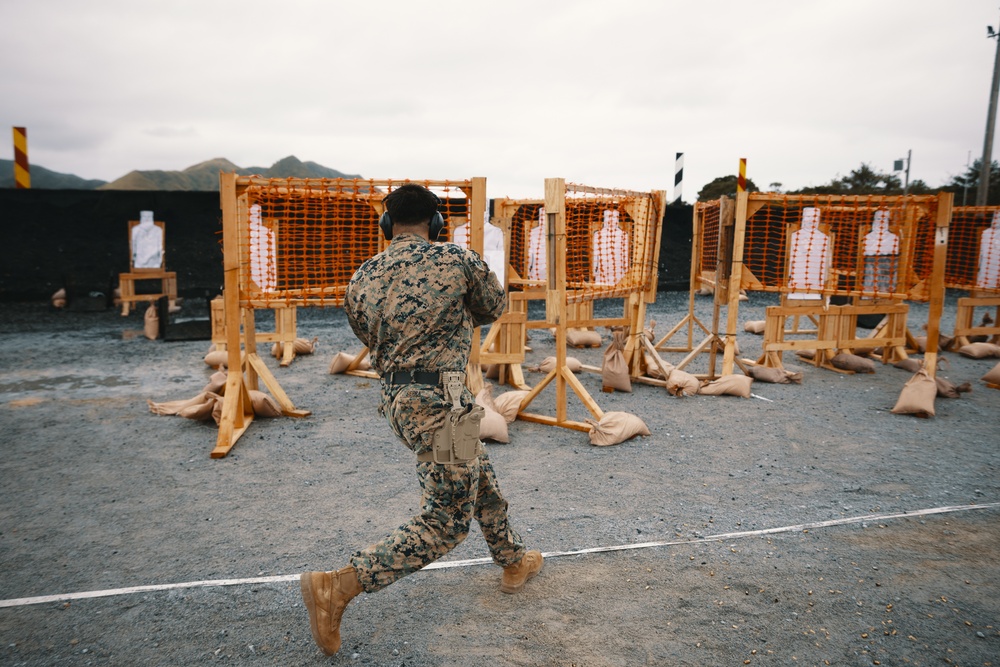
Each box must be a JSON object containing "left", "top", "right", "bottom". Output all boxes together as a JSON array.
[
  {"left": 232, "top": 176, "right": 476, "bottom": 307},
  {"left": 947, "top": 206, "right": 1000, "bottom": 292},
  {"left": 502, "top": 184, "right": 662, "bottom": 303},
  {"left": 740, "top": 194, "right": 941, "bottom": 301},
  {"left": 695, "top": 200, "right": 721, "bottom": 285}
]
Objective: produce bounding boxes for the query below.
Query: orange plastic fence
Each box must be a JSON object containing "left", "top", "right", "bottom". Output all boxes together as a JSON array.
[
  {"left": 502, "top": 184, "right": 662, "bottom": 303},
  {"left": 739, "top": 194, "right": 941, "bottom": 301},
  {"left": 948, "top": 206, "right": 1000, "bottom": 292},
  {"left": 695, "top": 200, "right": 721, "bottom": 288},
  {"left": 232, "top": 176, "right": 477, "bottom": 307}
]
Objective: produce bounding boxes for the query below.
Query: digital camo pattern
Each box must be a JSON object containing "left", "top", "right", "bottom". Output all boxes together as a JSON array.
[
  {"left": 344, "top": 233, "right": 505, "bottom": 378},
  {"left": 344, "top": 233, "right": 506, "bottom": 455},
  {"left": 342, "top": 232, "right": 523, "bottom": 592},
  {"left": 350, "top": 450, "right": 526, "bottom": 592}
]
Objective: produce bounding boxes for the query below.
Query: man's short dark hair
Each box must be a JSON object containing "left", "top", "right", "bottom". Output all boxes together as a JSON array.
[{"left": 384, "top": 184, "right": 440, "bottom": 226}]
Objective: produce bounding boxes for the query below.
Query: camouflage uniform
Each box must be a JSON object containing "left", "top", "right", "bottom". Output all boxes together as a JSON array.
[{"left": 343, "top": 233, "right": 527, "bottom": 592}]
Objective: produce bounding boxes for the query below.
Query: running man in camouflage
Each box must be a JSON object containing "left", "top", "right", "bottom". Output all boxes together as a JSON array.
[{"left": 299, "top": 183, "right": 543, "bottom": 656}]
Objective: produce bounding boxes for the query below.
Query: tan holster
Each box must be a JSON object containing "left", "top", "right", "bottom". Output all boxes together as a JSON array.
[
  {"left": 420, "top": 403, "right": 484, "bottom": 464},
  {"left": 417, "top": 371, "right": 484, "bottom": 464}
]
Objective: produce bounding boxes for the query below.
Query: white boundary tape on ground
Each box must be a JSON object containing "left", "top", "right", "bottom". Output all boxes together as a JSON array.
[{"left": 1, "top": 502, "right": 996, "bottom": 609}]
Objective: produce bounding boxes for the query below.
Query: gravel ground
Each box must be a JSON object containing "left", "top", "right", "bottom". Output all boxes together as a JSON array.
[{"left": 0, "top": 290, "right": 998, "bottom": 667}]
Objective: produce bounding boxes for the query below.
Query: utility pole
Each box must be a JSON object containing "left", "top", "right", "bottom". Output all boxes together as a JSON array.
[{"left": 977, "top": 19, "right": 1000, "bottom": 206}]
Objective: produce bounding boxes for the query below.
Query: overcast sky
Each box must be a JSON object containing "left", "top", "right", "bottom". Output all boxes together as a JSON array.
[{"left": 1, "top": 1, "right": 998, "bottom": 201}]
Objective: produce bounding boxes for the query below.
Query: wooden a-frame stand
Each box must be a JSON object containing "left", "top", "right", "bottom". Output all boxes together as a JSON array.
[
  {"left": 213, "top": 173, "right": 310, "bottom": 458},
  {"left": 515, "top": 179, "right": 666, "bottom": 430},
  {"left": 654, "top": 199, "right": 716, "bottom": 354}
]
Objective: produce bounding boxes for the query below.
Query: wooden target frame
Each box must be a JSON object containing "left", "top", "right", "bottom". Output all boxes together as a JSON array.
[
  {"left": 213, "top": 173, "right": 488, "bottom": 458},
  {"left": 948, "top": 206, "right": 1000, "bottom": 347},
  {"left": 730, "top": 191, "right": 952, "bottom": 377},
  {"left": 512, "top": 178, "right": 666, "bottom": 431}
]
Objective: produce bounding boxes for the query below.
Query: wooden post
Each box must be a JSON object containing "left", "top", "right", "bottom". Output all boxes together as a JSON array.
[
  {"left": 723, "top": 190, "right": 749, "bottom": 374},
  {"left": 214, "top": 172, "right": 254, "bottom": 458},
  {"left": 467, "top": 176, "right": 488, "bottom": 395},
  {"left": 922, "top": 192, "right": 953, "bottom": 378}
]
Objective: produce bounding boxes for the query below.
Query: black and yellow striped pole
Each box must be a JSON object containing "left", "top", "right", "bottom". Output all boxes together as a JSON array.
[{"left": 12, "top": 127, "right": 30, "bottom": 189}]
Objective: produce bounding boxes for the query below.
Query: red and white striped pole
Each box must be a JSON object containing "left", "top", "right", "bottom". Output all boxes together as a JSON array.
[{"left": 12, "top": 127, "right": 30, "bottom": 189}]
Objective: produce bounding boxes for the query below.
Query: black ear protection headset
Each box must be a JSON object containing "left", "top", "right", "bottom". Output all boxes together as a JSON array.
[{"left": 378, "top": 188, "right": 445, "bottom": 242}]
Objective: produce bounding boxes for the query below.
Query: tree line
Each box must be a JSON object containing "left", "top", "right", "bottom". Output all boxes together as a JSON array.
[{"left": 695, "top": 159, "right": 1000, "bottom": 205}]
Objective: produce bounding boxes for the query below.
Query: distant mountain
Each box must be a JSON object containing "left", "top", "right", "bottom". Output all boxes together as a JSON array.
[
  {"left": 0, "top": 159, "right": 107, "bottom": 189},
  {"left": 0, "top": 156, "right": 361, "bottom": 191}
]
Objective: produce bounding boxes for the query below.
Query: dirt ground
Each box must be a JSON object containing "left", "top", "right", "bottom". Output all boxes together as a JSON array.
[{"left": 0, "top": 291, "right": 998, "bottom": 667}]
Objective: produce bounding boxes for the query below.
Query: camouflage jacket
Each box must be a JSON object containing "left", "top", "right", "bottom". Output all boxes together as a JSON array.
[{"left": 344, "top": 233, "right": 506, "bottom": 453}]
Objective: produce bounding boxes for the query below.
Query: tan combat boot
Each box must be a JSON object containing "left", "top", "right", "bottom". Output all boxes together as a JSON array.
[
  {"left": 500, "top": 550, "right": 544, "bottom": 594},
  {"left": 299, "top": 565, "right": 363, "bottom": 656}
]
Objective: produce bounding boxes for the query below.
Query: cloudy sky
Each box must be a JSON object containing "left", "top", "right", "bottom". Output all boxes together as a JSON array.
[{"left": 1, "top": 1, "right": 997, "bottom": 200}]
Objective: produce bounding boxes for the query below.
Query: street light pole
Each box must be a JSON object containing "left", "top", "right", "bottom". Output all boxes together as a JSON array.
[{"left": 977, "top": 21, "right": 1000, "bottom": 206}]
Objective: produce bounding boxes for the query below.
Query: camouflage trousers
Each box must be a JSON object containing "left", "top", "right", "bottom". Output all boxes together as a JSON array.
[{"left": 350, "top": 449, "right": 526, "bottom": 593}]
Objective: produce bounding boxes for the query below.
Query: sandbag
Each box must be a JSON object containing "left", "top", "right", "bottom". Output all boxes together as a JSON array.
[
  {"left": 831, "top": 352, "right": 875, "bottom": 374},
  {"left": 329, "top": 351, "right": 370, "bottom": 374},
  {"left": 666, "top": 369, "right": 700, "bottom": 397},
  {"left": 957, "top": 342, "right": 1000, "bottom": 359},
  {"left": 144, "top": 304, "right": 159, "bottom": 340},
  {"left": 249, "top": 390, "right": 282, "bottom": 417},
  {"left": 203, "top": 369, "right": 228, "bottom": 395},
  {"left": 147, "top": 391, "right": 218, "bottom": 416},
  {"left": 935, "top": 376, "right": 971, "bottom": 399},
  {"left": 272, "top": 336, "right": 319, "bottom": 358},
  {"left": 891, "top": 369, "right": 936, "bottom": 418},
  {"left": 747, "top": 365, "right": 802, "bottom": 384},
  {"left": 602, "top": 329, "right": 632, "bottom": 393},
  {"left": 743, "top": 320, "right": 765, "bottom": 335},
  {"left": 982, "top": 361, "right": 1000, "bottom": 387},
  {"left": 698, "top": 374, "right": 753, "bottom": 398},
  {"left": 492, "top": 390, "right": 529, "bottom": 423},
  {"left": 475, "top": 385, "right": 509, "bottom": 442},
  {"left": 538, "top": 356, "right": 582, "bottom": 373},
  {"left": 893, "top": 358, "right": 923, "bottom": 373},
  {"left": 204, "top": 350, "right": 229, "bottom": 368},
  {"left": 585, "top": 411, "right": 650, "bottom": 446},
  {"left": 179, "top": 393, "right": 222, "bottom": 421},
  {"left": 567, "top": 328, "right": 602, "bottom": 348},
  {"left": 643, "top": 351, "right": 674, "bottom": 379},
  {"left": 329, "top": 351, "right": 355, "bottom": 374}
]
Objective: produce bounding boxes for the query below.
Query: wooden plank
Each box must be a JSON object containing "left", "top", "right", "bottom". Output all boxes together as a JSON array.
[
  {"left": 516, "top": 412, "right": 592, "bottom": 432},
  {"left": 922, "top": 192, "right": 953, "bottom": 379},
  {"left": 722, "top": 190, "right": 749, "bottom": 375}
]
